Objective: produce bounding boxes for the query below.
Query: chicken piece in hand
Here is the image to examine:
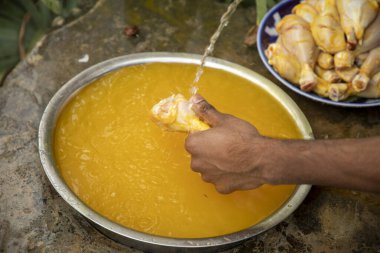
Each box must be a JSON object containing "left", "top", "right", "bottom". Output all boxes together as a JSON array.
[
  {"left": 151, "top": 94, "right": 209, "bottom": 132},
  {"left": 337, "top": 0, "right": 379, "bottom": 49},
  {"left": 277, "top": 15, "right": 319, "bottom": 91},
  {"left": 352, "top": 47, "right": 380, "bottom": 92}
]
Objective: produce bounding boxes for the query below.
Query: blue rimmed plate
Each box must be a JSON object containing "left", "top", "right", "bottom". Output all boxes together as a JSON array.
[{"left": 257, "top": 0, "right": 380, "bottom": 107}]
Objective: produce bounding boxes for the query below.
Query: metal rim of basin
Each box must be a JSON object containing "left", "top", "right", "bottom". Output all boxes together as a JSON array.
[{"left": 38, "top": 52, "right": 313, "bottom": 251}]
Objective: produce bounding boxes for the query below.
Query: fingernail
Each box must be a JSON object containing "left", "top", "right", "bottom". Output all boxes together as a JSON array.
[{"left": 190, "top": 94, "right": 204, "bottom": 104}]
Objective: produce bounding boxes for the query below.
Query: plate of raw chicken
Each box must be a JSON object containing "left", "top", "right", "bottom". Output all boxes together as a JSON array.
[{"left": 257, "top": 0, "right": 380, "bottom": 107}]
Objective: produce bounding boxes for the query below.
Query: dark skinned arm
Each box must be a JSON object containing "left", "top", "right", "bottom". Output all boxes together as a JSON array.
[{"left": 185, "top": 94, "right": 380, "bottom": 194}]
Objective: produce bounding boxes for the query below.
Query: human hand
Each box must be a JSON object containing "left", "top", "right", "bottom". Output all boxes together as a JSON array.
[{"left": 185, "top": 94, "right": 274, "bottom": 194}]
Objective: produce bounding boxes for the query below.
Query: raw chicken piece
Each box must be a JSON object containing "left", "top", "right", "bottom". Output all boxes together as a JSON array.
[
  {"left": 305, "top": 0, "right": 319, "bottom": 8},
  {"left": 277, "top": 15, "right": 319, "bottom": 91},
  {"left": 265, "top": 42, "right": 302, "bottom": 84},
  {"left": 315, "top": 65, "right": 341, "bottom": 83},
  {"left": 336, "top": 67, "right": 359, "bottom": 83},
  {"left": 321, "top": 70, "right": 380, "bottom": 101},
  {"left": 355, "top": 53, "right": 369, "bottom": 67},
  {"left": 314, "top": 0, "right": 340, "bottom": 18},
  {"left": 352, "top": 47, "right": 380, "bottom": 92},
  {"left": 354, "top": 10, "right": 380, "bottom": 55},
  {"left": 317, "top": 52, "right": 334, "bottom": 70},
  {"left": 328, "top": 83, "right": 355, "bottom": 101},
  {"left": 337, "top": 0, "right": 379, "bottom": 49},
  {"left": 334, "top": 51, "right": 355, "bottom": 69},
  {"left": 151, "top": 94, "right": 209, "bottom": 132},
  {"left": 292, "top": 3, "right": 318, "bottom": 23},
  {"left": 311, "top": 0, "right": 346, "bottom": 53},
  {"left": 358, "top": 72, "right": 380, "bottom": 98},
  {"left": 313, "top": 77, "right": 331, "bottom": 97}
]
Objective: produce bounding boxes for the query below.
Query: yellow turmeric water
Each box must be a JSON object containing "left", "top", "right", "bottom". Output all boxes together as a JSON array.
[{"left": 54, "top": 63, "right": 302, "bottom": 238}]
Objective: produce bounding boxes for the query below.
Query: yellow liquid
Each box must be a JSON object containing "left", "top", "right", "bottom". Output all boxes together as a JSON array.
[{"left": 54, "top": 63, "right": 303, "bottom": 238}]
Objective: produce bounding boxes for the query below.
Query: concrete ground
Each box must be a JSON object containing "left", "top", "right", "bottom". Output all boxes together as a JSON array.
[{"left": 0, "top": 1, "right": 379, "bottom": 252}]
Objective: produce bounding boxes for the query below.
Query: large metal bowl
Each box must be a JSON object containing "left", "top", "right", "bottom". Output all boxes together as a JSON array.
[{"left": 39, "top": 52, "right": 313, "bottom": 253}]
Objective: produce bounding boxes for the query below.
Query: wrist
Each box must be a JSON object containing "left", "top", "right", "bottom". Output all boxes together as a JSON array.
[{"left": 250, "top": 137, "right": 286, "bottom": 185}]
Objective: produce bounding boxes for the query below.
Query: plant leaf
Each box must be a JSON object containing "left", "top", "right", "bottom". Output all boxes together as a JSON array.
[
  {"left": 0, "top": 1, "right": 26, "bottom": 21},
  {"left": 40, "top": 0, "right": 62, "bottom": 15},
  {"left": 37, "top": 0, "right": 53, "bottom": 28},
  {"left": 0, "top": 55, "right": 19, "bottom": 70},
  {"left": 0, "top": 27, "right": 19, "bottom": 41},
  {"left": 19, "top": 0, "right": 45, "bottom": 28},
  {"left": 255, "top": 0, "right": 267, "bottom": 25},
  {"left": 62, "top": 0, "right": 77, "bottom": 17},
  {"left": 0, "top": 17, "right": 20, "bottom": 30},
  {"left": 267, "top": 0, "right": 278, "bottom": 7},
  {"left": 0, "top": 41, "right": 19, "bottom": 58}
]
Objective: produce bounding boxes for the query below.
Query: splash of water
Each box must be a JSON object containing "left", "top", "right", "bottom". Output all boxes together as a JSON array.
[{"left": 191, "top": 0, "right": 243, "bottom": 95}]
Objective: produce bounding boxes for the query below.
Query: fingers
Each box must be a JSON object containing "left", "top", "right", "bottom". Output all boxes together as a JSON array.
[
  {"left": 184, "top": 134, "right": 198, "bottom": 154},
  {"left": 190, "top": 94, "right": 226, "bottom": 127},
  {"left": 190, "top": 158, "right": 210, "bottom": 172},
  {"left": 214, "top": 173, "right": 263, "bottom": 194},
  {"left": 189, "top": 158, "right": 263, "bottom": 194}
]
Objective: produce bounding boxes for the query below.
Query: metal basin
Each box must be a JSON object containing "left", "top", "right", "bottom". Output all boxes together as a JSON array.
[{"left": 38, "top": 52, "right": 313, "bottom": 253}]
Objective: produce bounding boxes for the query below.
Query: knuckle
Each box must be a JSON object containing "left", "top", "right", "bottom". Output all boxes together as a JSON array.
[
  {"left": 194, "top": 102, "right": 215, "bottom": 120},
  {"left": 199, "top": 101, "right": 214, "bottom": 113},
  {"left": 201, "top": 174, "right": 212, "bottom": 183},
  {"left": 190, "top": 159, "right": 202, "bottom": 172},
  {"left": 215, "top": 184, "right": 233, "bottom": 194},
  {"left": 185, "top": 135, "right": 197, "bottom": 153}
]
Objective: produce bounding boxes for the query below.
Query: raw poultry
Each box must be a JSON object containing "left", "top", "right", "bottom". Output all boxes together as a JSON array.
[
  {"left": 150, "top": 94, "right": 209, "bottom": 132},
  {"left": 266, "top": 0, "right": 380, "bottom": 101}
]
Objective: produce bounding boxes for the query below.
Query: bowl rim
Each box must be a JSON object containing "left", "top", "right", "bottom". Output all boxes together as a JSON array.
[
  {"left": 257, "top": 0, "right": 380, "bottom": 108},
  {"left": 38, "top": 52, "right": 312, "bottom": 250}
]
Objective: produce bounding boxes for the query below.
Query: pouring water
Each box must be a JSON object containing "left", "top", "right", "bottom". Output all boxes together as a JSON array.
[{"left": 191, "top": 0, "right": 243, "bottom": 95}]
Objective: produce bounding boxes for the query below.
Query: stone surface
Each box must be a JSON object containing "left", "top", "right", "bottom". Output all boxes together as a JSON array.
[{"left": 1, "top": 0, "right": 380, "bottom": 252}]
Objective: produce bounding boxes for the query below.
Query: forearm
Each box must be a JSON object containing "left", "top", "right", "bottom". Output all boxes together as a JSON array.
[{"left": 262, "top": 137, "right": 380, "bottom": 193}]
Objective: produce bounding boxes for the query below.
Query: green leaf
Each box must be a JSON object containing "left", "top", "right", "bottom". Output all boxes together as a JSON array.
[
  {"left": 36, "top": 0, "right": 53, "bottom": 28},
  {"left": 63, "top": 0, "right": 77, "bottom": 11},
  {"left": 0, "top": 27, "right": 19, "bottom": 41},
  {"left": 0, "top": 55, "right": 19, "bottom": 70},
  {"left": 267, "top": 0, "right": 278, "bottom": 7},
  {"left": 0, "top": 17, "right": 20, "bottom": 30},
  {"left": 40, "top": 0, "right": 62, "bottom": 15},
  {"left": 61, "top": 0, "right": 78, "bottom": 18},
  {"left": 255, "top": 0, "right": 280, "bottom": 25},
  {"left": 0, "top": 41, "right": 19, "bottom": 58},
  {"left": 0, "top": 1, "right": 26, "bottom": 21},
  {"left": 19, "top": 0, "right": 45, "bottom": 28},
  {"left": 255, "top": 0, "right": 267, "bottom": 25}
]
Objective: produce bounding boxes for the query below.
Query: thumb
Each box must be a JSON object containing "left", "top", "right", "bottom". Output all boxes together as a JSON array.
[{"left": 190, "top": 94, "right": 225, "bottom": 127}]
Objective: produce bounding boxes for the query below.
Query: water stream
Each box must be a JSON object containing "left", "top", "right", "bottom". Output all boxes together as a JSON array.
[{"left": 190, "top": 0, "right": 243, "bottom": 95}]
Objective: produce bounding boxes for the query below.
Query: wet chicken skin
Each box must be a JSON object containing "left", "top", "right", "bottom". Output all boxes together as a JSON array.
[{"left": 151, "top": 94, "right": 209, "bottom": 132}]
